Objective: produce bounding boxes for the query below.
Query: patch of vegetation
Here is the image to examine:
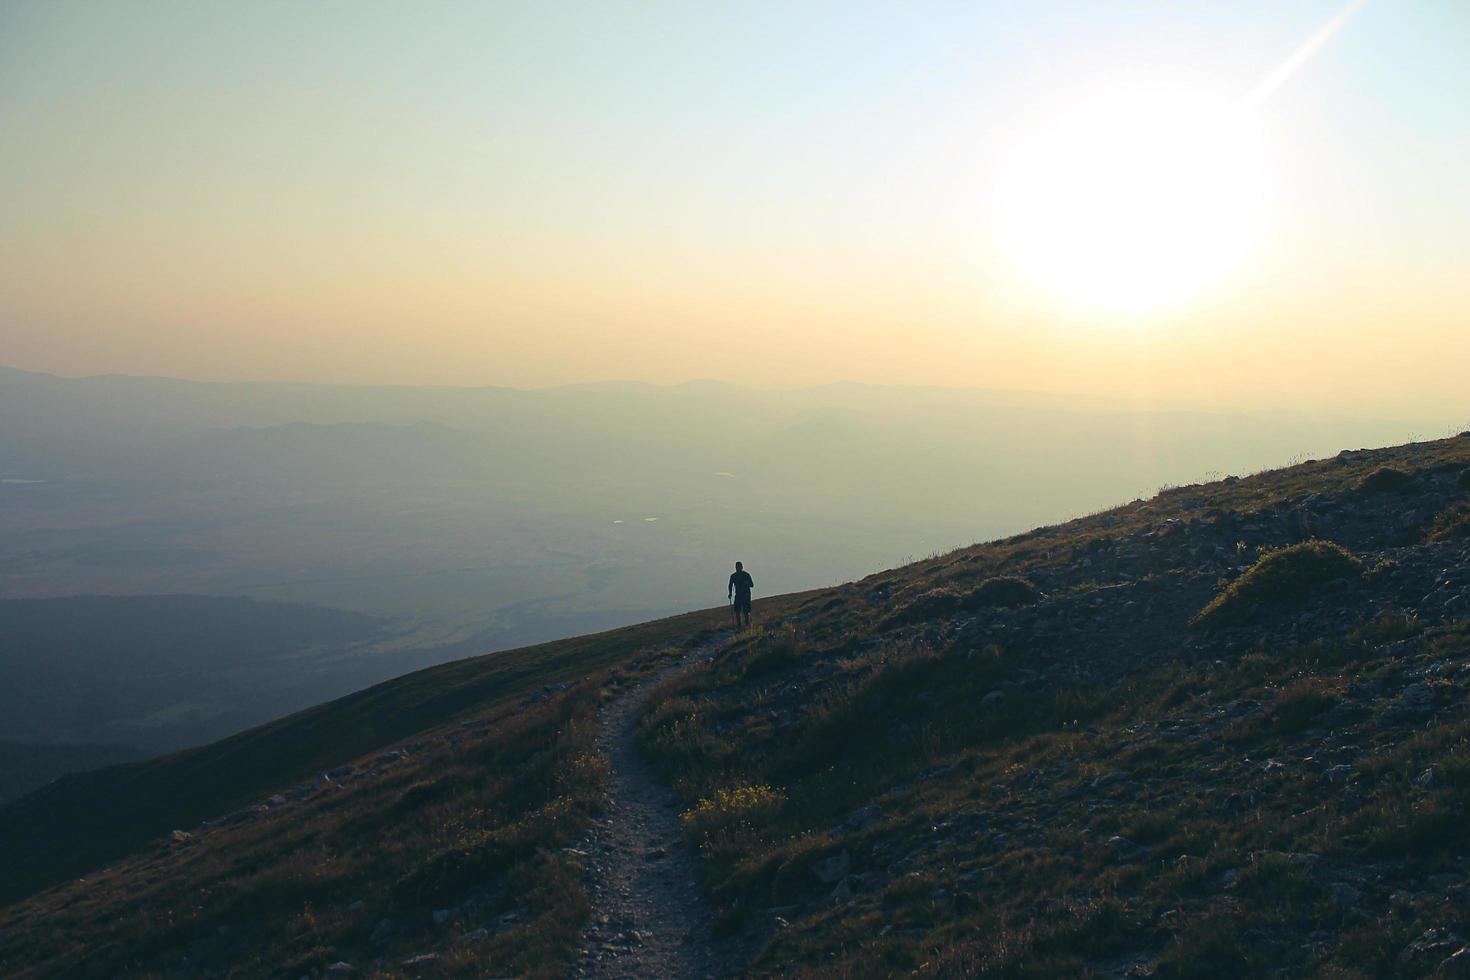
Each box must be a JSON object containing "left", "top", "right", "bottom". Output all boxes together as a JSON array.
[
  {"left": 1192, "top": 540, "right": 1361, "bottom": 627},
  {"left": 1269, "top": 676, "right": 1340, "bottom": 734},
  {"left": 1358, "top": 465, "right": 1413, "bottom": 493},
  {"left": 734, "top": 625, "right": 803, "bottom": 679},
  {"left": 1427, "top": 501, "right": 1470, "bottom": 543},
  {"left": 880, "top": 576, "right": 1039, "bottom": 628},
  {"left": 970, "top": 574, "right": 1041, "bottom": 608}
]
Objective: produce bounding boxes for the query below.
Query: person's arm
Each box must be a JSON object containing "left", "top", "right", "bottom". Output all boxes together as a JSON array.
[{"left": 728, "top": 572, "right": 735, "bottom": 599}]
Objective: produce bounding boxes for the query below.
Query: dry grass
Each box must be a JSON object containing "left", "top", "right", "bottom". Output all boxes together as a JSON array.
[{"left": 1192, "top": 540, "right": 1361, "bottom": 627}]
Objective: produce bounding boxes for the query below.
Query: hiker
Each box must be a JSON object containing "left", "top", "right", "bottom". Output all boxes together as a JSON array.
[{"left": 728, "top": 561, "right": 754, "bottom": 628}]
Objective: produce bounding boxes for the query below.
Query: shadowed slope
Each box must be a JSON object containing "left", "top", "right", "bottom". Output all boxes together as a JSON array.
[{"left": 0, "top": 607, "right": 747, "bottom": 908}]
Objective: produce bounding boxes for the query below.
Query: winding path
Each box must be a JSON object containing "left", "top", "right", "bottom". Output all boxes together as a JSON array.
[{"left": 574, "top": 640, "right": 742, "bottom": 979}]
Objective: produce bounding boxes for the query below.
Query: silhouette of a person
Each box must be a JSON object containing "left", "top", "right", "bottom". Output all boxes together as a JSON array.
[{"left": 728, "top": 561, "right": 754, "bottom": 628}]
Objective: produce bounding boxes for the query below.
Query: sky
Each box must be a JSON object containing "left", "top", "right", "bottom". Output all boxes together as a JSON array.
[{"left": 1, "top": 1, "right": 1467, "bottom": 415}]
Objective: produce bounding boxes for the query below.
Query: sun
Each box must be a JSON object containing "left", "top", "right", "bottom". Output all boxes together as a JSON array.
[{"left": 994, "top": 87, "right": 1267, "bottom": 316}]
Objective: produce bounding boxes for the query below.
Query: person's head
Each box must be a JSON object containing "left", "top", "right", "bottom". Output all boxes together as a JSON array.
[{"left": 735, "top": 561, "right": 743, "bottom": 571}]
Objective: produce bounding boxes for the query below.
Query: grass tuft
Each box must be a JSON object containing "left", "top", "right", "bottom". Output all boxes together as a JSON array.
[
  {"left": 1427, "top": 501, "right": 1470, "bottom": 543},
  {"left": 1358, "top": 466, "right": 1413, "bottom": 493},
  {"left": 1192, "top": 540, "right": 1361, "bottom": 627}
]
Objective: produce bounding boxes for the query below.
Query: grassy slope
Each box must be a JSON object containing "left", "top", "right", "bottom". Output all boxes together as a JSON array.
[
  {"left": 0, "top": 607, "right": 754, "bottom": 909},
  {"left": 1, "top": 435, "right": 1468, "bottom": 978},
  {"left": 1, "top": 605, "right": 815, "bottom": 978},
  {"left": 0, "top": 740, "right": 147, "bottom": 804},
  {"left": 633, "top": 436, "right": 1470, "bottom": 978}
]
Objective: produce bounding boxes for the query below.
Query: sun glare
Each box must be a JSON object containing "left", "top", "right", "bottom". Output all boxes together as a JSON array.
[{"left": 995, "top": 88, "right": 1267, "bottom": 316}]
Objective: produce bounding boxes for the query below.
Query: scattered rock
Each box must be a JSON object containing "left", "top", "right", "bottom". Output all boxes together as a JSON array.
[
  {"left": 1398, "top": 928, "right": 1464, "bottom": 966},
  {"left": 1383, "top": 683, "right": 1435, "bottom": 721},
  {"left": 370, "top": 918, "right": 394, "bottom": 945},
  {"left": 813, "top": 850, "right": 852, "bottom": 884},
  {"left": 829, "top": 876, "right": 853, "bottom": 904}
]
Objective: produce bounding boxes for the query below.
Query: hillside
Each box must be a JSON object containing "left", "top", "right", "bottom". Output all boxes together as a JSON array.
[
  {"left": 0, "top": 596, "right": 392, "bottom": 752},
  {"left": 1, "top": 435, "right": 1469, "bottom": 978},
  {"left": 0, "top": 740, "right": 146, "bottom": 805}
]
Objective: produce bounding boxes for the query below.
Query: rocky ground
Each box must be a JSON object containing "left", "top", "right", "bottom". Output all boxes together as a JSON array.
[
  {"left": 574, "top": 638, "right": 754, "bottom": 978},
  {"left": 630, "top": 445, "right": 1470, "bottom": 976}
]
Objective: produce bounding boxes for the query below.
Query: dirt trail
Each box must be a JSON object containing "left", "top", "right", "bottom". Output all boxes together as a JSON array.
[{"left": 573, "top": 640, "right": 745, "bottom": 979}]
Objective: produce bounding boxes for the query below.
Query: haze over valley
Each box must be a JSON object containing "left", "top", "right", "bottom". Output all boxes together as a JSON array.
[{"left": 0, "top": 364, "right": 1459, "bottom": 793}]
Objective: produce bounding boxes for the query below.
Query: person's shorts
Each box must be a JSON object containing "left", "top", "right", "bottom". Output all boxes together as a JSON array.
[{"left": 733, "top": 594, "right": 752, "bottom": 614}]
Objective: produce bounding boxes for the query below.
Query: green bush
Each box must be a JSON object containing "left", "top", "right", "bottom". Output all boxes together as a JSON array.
[{"left": 1192, "top": 540, "right": 1361, "bottom": 627}]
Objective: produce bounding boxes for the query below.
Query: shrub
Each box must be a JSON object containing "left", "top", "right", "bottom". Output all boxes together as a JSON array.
[
  {"left": 1192, "top": 540, "right": 1361, "bottom": 627},
  {"left": 683, "top": 784, "right": 785, "bottom": 834},
  {"left": 1270, "top": 677, "right": 1338, "bottom": 734},
  {"left": 1459, "top": 468, "right": 1470, "bottom": 491},
  {"left": 738, "top": 626, "right": 802, "bottom": 679},
  {"left": 1358, "top": 466, "right": 1413, "bottom": 494},
  {"left": 882, "top": 577, "right": 1039, "bottom": 628},
  {"left": 682, "top": 785, "right": 785, "bottom": 873},
  {"left": 883, "top": 587, "right": 964, "bottom": 628},
  {"left": 968, "top": 575, "right": 1040, "bottom": 608},
  {"left": 1427, "top": 502, "right": 1470, "bottom": 543}
]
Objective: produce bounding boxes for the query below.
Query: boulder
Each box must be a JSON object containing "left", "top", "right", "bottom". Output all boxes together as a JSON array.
[
  {"left": 813, "top": 850, "right": 851, "bottom": 884},
  {"left": 1328, "top": 883, "right": 1363, "bottom": 908},
  {"left": 842, "top": 805, "right": 884, "bottom": 832},
  {"left": 370, "top": 918, "right": 394, "bottom": 945}
]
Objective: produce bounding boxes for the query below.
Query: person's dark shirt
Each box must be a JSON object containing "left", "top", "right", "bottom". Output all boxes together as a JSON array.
[{"left": 728, "top": 570, "right": 753, "bottom": 596}]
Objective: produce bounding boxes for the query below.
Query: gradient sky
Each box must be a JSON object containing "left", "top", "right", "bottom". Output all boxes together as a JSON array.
[{"left": 2, "top": 1, "right": 1467, "bottom": 414}]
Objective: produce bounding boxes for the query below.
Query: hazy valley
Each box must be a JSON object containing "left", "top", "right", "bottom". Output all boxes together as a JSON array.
[{"left": 1, "top": 366, "right": 1452, "bottom": 791}]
